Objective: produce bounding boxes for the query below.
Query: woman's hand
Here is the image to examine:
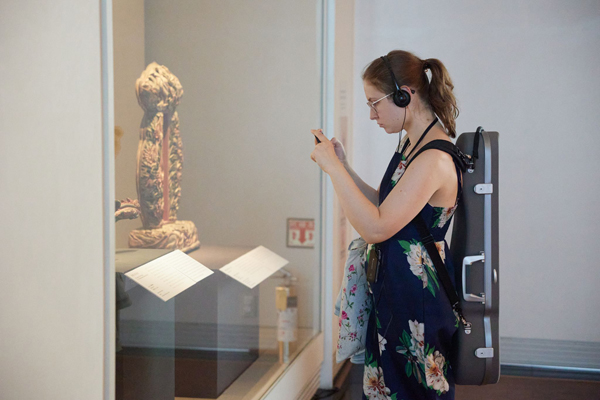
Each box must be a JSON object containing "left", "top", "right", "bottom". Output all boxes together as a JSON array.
[
  {"left": 310, "top": 129, "right": 343, "bottom": 174},
  {"left": 330, "top": 137, "right": 348, "bottom": 166}
]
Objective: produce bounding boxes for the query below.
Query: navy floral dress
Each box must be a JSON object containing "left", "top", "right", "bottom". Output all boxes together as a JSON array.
[{"left": 363, "top": 138, "right": 462, "bottom": 400}]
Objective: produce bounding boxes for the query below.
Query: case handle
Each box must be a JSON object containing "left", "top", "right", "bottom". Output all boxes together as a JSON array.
[{"left": 462, "top": 253, "right": 486, "bottom": 303}]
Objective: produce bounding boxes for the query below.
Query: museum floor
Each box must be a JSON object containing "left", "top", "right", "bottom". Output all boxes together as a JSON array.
[{"left": 322, "top": 363, "right": 600, "bottom": 400}]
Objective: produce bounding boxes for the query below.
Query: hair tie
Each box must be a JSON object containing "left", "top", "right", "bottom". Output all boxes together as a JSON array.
[{"left": 423, "top": 61, "right": 431, "bottom": 71}]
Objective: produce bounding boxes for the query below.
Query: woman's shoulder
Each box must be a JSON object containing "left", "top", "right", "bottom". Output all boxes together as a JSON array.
[{"left": 407, "top": 146, "right": 454, "bottom": 173}]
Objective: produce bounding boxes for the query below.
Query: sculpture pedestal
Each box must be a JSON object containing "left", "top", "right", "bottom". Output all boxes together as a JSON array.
[
  {"left": 129, "top": 220, "right": 200, "bottom": 253},
  {"left": 116, "top": 245, "right": 259, "bottom": 400}
]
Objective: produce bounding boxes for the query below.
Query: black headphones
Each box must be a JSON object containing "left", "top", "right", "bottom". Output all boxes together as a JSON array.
[{"left": 380, "top": 55, "right": 414, "bottom": 108}]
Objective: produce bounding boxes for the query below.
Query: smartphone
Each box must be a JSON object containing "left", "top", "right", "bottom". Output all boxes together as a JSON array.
[{"left": 313, "top": 134, "right": 321, "bottom": 144}]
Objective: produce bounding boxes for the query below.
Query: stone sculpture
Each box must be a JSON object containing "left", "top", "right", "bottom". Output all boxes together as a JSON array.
[
  {"left": 128, "top": 63, "right": 200, "bottom": 252},
  {"left": 115, "top": 126, "right": 141, "bottom": 222}
]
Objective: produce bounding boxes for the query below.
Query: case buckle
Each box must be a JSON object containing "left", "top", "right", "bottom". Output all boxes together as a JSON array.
[
  {"left": 475, "top": 348, "right": 494, "bottom": 359},
  {"left": 474, "top": 183, "right": 493, "bottom": 195}
]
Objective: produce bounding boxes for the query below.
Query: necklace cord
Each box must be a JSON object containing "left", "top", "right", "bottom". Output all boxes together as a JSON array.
[{"left": 403, "top": 117, "right": 439, "bottom": 160}]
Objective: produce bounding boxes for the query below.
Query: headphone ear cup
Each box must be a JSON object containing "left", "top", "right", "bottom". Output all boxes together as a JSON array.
[{"left": 393, "top": 89, "right": 411, "bottom": 108}]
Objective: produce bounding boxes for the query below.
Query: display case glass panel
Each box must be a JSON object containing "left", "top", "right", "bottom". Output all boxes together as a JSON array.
[{"left": 113, "top": 1, "right": 323, "bottom": 398}]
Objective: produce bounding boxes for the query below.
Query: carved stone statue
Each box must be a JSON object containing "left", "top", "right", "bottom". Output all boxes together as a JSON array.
[
  {"left": 128, "top": 62, "right": 200, "bottom": 252},
  {"left": 115, "top": 126, "right": 141, "bottom": 222}
]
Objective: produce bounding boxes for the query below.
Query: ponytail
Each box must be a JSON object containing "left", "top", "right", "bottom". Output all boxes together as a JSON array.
[{"left": 424, "top": 58, "right": 459, "bottom": 138}]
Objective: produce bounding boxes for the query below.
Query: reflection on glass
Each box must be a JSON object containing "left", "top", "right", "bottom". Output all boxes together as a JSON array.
[{"left": 113, "top": 0, "right": 322, "bottom": 398}]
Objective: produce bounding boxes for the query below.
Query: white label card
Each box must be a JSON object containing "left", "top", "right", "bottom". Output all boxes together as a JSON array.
[
  {"left": 125, "top": 249, "right": 214, "bottom": 302},
  {"left": 220, "top": 246, "right": 289, "bottom": 289}
]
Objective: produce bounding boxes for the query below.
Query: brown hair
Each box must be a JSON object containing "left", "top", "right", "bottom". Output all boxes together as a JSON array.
[{"left": 362, "top": 50, "right": 459, "bottom": 138}]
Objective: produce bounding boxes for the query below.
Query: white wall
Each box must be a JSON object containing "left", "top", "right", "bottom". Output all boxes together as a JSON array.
[
  {"left": 353, "top": 0, "right": 600, "bottom": 342},
  {"left": 0, "top": 1, "right": 108, "bottom": 399},
  {"left": 141, "top": 0, "right": 322, "bottom": 330}
]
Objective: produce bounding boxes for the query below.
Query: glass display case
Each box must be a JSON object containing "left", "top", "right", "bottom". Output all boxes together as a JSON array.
[{"left": 112, "top": 1, "right": 325, "bottom": 398}]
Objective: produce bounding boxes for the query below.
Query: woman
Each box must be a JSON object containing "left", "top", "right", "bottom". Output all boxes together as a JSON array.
[{"left": 311, "top": 50, "right": 462, "bottom": 399}]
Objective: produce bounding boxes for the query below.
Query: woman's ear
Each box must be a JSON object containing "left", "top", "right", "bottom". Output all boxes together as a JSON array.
[{"left": 400, "top": 85, "right": 415, "bottom": 95}]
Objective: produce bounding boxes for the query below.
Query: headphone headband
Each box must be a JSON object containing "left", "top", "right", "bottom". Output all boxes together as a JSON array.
[
  {"left": 380, "top": 56, "right": 400, "bottom": 92},
  {"left": 379, "top": 55, "right": 411, "bottom": 108}
]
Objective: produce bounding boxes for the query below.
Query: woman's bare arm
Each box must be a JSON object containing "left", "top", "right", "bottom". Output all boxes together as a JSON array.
[
  {"left": 342, "top": 161, "right": 379, "bottom": 206},
  {"left": 327, "top": 136, "right": 379, "bottom": 206}
]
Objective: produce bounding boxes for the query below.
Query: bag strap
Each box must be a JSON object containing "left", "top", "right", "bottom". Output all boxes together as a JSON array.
[
  {"left": 405, "top": 140, "right": 469, "bottom": 173},
  {"left": 413, "top": 214, "right": 471, "bottom": 334},
  {"left": 405, "top": 139, "right": 472, "bottom": 333}
]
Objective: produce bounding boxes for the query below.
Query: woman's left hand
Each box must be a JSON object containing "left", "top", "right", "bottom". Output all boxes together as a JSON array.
[{"left": 310, "top": 129, "right": 342, "bottom": 174}]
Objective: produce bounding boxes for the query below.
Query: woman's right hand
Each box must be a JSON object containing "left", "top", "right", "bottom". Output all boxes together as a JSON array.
[{"left": 330, "top": 137, "right": 348, "bottom": 165}]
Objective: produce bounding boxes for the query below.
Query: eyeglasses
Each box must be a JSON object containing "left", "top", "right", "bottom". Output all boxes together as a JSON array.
[{"left": 366, "top": 93, "right": 393, "bottom": 113}]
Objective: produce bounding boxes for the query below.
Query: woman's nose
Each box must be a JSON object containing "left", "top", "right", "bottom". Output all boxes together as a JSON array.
[{"left": 369, "top": 108, "right": 377, "bottom": 120}]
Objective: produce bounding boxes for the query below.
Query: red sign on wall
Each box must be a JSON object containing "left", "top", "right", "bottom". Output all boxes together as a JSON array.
[{"left": 287, "top": 218, "right": 315, "bottom": 248}]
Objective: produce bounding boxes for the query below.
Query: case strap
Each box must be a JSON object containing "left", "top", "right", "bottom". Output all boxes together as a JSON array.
[
  {"left": 405, "top": 140, "right": 470, "bottom": 173},
  {"left": 413, "top": 214, "right": 471, "bottom": 334},
  {"left": 405, "top": 138, "right": 473, "bottom": 334},
  {"left": 467, "top": 126, "right": 484, "bottom": 172},
  {"left": 413, "top": 215, "right": 472, "bottom": 333}
]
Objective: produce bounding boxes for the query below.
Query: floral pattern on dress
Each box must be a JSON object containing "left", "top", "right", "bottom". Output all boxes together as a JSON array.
[
  {"left": 425, "top": 351, "right": 450, "bottom": 393},
  {"left": 378, "top": 333, "right": 387, "bottom": 355},
  {"left": 395, "top": 320, "right": 450, "bottom": 396},
  {"left": 362, "top": 145, "right": 460, "bottom": 399},
  {"left": 432, "top": 205, "right": 457, "bottom": 228},
  {"left": 390, "top": 158, "right": 407, "bottom": 187},
  {"left": 398, "top": 239, "right": 446, "bottom": 297},
  {"left": 364, "top": 352, "right": 399, "bottom": 400}
]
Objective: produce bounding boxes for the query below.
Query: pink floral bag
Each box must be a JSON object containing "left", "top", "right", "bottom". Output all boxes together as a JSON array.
[{"left": 334, "top": 237, "right": 372, "bottom": 363}]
